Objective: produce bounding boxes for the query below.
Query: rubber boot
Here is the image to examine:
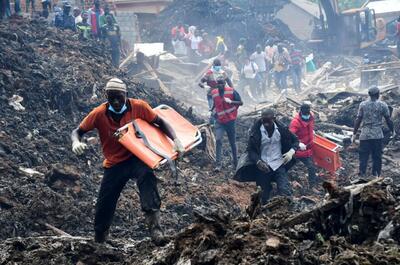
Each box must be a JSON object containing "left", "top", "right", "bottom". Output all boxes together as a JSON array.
[
  {"left": 94, "top": 230, "right": 109, "bottom": 243},
  {"left": 145, "top": 211, "right": 168, "bottom": 246}
]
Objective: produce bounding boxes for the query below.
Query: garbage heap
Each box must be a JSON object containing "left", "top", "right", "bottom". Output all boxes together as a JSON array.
[
  {"left": 2, "top": 178, "right": 399, "bottom": 265},
  {"left": 0, "top": 17, "right": 243, "bottom": 246},
  {"left": 1, "top": 18, "right": 400, "bottom": 265},
  {"left": 150, "top": 179, "right": 400, "bottom": 265},
  {"left": 144, "top": 0, "right": 294, "bottom": 52}
]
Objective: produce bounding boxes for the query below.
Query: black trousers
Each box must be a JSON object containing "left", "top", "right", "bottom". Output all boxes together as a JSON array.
[
  {"left": 359, "top": 139, "right": 383, "bottom": 177},
  {"left": 94, "top": 156, "right": 161, "bottom": 235}
]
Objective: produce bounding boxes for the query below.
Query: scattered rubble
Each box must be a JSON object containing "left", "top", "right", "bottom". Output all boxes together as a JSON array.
[
  {"left": 148, "top": 179, "right": 400, "bottom": 265},
  {"left": 1, "top": 15, "right": 400, "bottom": 265},
  {"left": 0, "top": 18, "right": 250, "bottom": 245}
]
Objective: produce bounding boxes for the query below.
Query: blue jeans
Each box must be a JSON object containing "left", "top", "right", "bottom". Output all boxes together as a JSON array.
[
  {"left": 1, "top": 0, "right": 11, "bottom": 18},
  {"left": 207, "top": 94, "right": 215, "bottom": 125},
  {"left": 254, "top": 166, "right": 292, "bottom": 204},
  {"left": 25, "top": 0, "right": 34, "bottom": 12},
  {"left": 291, "top": 64, "right": 302, "bottom": 91},
  {"left": 274, "top": 71, "right": 287, "bottom": 91},
  {"left": 14, "top": 0, "right": 21, "bottom": 14},
  {"left": 215, "top": 120, "right": 237, "bottom": 168}
]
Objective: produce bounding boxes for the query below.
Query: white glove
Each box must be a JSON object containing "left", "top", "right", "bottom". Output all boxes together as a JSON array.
[
  {"left": 282, "top": 148, "right": 295, "bottom": 165},
  {"left": 299, "top": 142, "right": 307, "bottom": 151},
  {"left": 72, "top": 141, "right": 88, "bottom": 155},
  {"left": 224, "top": 97, "right": 232, "bottom": 104},
  {"left": 351, "top": 135, "right": 356, "bottom": 143},
  {"left": 173, "top": 138, "right": 185, "bottom": 157}
]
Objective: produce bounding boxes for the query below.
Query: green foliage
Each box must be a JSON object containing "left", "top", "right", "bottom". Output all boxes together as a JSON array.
[{"left": 308, "top": 0, "right": 365, "bottom": 11}]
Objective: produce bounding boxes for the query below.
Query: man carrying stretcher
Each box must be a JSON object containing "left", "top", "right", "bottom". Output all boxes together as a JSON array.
[{"left": 70, "top": 78, "right": 185, "bottom": 245}]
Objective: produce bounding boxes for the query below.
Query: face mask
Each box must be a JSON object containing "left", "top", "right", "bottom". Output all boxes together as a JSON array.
[
  {"left": 108, "top": 103, "right": 127, "bottom": 114},
  {"left": 213, "top": 66, "right": 222, "bottom": 72},
  {"left": 301, "top": 114, "right": 310, "bottom": 121}
]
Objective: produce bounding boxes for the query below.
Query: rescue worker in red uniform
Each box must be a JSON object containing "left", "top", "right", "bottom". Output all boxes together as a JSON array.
[
  {"left": 199, "top": 58, "right": 233, "bottom": 124},
  {"left": 289, "top": 103, "right": 317, "bottom": 188},
  {"left": 211, "top": 79, "right": 243, "bottom": 170}
]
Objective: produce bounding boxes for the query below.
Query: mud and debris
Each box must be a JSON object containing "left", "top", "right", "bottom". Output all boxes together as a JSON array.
[
  {"left": 1, "top": 7, "right": 400, "bottom": 265},
  {"left": 0, "top": 18, "right": 252, "bottom": 244},
  {"left": 149, "top": 179, "right": 400, "bottom": 265}
]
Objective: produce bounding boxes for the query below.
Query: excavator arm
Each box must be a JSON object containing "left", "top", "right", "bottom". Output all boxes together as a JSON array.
[{"left": 319, "top": 0, "right": 340, "bottom": 37}]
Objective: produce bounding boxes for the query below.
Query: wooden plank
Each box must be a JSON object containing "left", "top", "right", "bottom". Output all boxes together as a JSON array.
[
  {"left": 143, "top": 60, "right": 171, "bottom": 96},
  {"left": 119, "top": 49, "right": 136, "bottom": 69},
  {"left": 43, "top": 223, "right": 72, "bottom": 237}
]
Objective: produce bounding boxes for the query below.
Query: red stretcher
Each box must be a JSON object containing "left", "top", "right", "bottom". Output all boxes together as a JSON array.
[
  {"left": 313, "top": 134, "right": 342, "bottom": 174},
  {"left": 114, "top": 105, "right": 202, "bottom": 170}
]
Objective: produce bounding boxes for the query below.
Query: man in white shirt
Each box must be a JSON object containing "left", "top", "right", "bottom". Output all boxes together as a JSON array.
[
  {"left": 189, "top": 29, "right": 203, "bottom": 60},
  {"left": 238, "top": 57, "right": 259, "bottom": 101},
  {"left": 234, "top": 109, "right": 299, "bottom": 204},
  {"left": 73, "top": 7, "right": 82, "bottom": 25},
  {"left": 250, "top": 44, "right": 267, "bottom": 97}
]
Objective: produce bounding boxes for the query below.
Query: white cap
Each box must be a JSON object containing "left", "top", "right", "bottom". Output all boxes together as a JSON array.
[{"left": 105, "top": 78, "right": 127, "bottom": 92}]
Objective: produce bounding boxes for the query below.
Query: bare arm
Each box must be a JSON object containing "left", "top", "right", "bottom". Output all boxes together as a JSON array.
[
  {"left": 71, "top": 128, "right": 86, "bottom": 144},
  {"left": 152, "top": 116, "right": 177, "bottom": 140}
]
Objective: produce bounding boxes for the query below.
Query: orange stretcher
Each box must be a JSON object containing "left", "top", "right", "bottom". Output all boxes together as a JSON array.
[
  {"left": 313, "top": 134, "right": 342, "bottom": 174},
  {"left": 114, "top": 105, "right": 202, "bottom": 171}
]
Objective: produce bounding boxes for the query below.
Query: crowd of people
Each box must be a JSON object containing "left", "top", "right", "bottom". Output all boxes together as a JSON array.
[
  {"left": 170, "top": 23, "right": 227, "bottom": 60},
  {"left": 234, "top": 39, "right": 306, "bottom": 100},
  {"left": 54, "top": 0, "right": 121, "bottom": 67},
  {"left": 0, "top": 0, "right": 121, "bottom": 67},
  {"left": 170, "top": 23, "right": 306, "bottom": 104}
]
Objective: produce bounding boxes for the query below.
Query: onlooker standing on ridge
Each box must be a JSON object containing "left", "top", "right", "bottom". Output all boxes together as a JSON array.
[
  {"left": 102, "top": 15, "right": 121, "bottom": 67},
  {"left": 88, "top": 0, "right": 104, "bottom": 39}
]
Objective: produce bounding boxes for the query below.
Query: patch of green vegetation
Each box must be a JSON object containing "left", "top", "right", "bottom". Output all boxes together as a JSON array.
[{"left": 308, "top": 0, "right": 365, "bottom": 11}]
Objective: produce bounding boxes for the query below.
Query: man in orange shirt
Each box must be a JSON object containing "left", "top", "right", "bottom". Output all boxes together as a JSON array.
[{"left": 71, "top": 78, "right": 184, "bottom": 245}]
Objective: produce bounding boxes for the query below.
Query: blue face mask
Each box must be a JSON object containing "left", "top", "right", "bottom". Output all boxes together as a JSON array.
[
  {"left": 213, "top": 66, "right": 222, "bottom": 72},
  {"left": 108, "top": 103, "right": 127, "bottom": 114},
  {"left": 301, "top": 114, "right": 310, "bottom": 121}
]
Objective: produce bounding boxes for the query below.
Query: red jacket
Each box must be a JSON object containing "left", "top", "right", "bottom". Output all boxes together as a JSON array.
[
  {"left": 211, "top": 86, "right": 238, "bottom": 124},
  {"left": 289, "top": 113, "right": 314, "bottom": 158}
]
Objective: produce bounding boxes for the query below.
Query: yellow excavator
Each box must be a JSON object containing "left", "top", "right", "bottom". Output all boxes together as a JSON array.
[{"left": 311, "top": 0, "right": 387, "bottom": 54}]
